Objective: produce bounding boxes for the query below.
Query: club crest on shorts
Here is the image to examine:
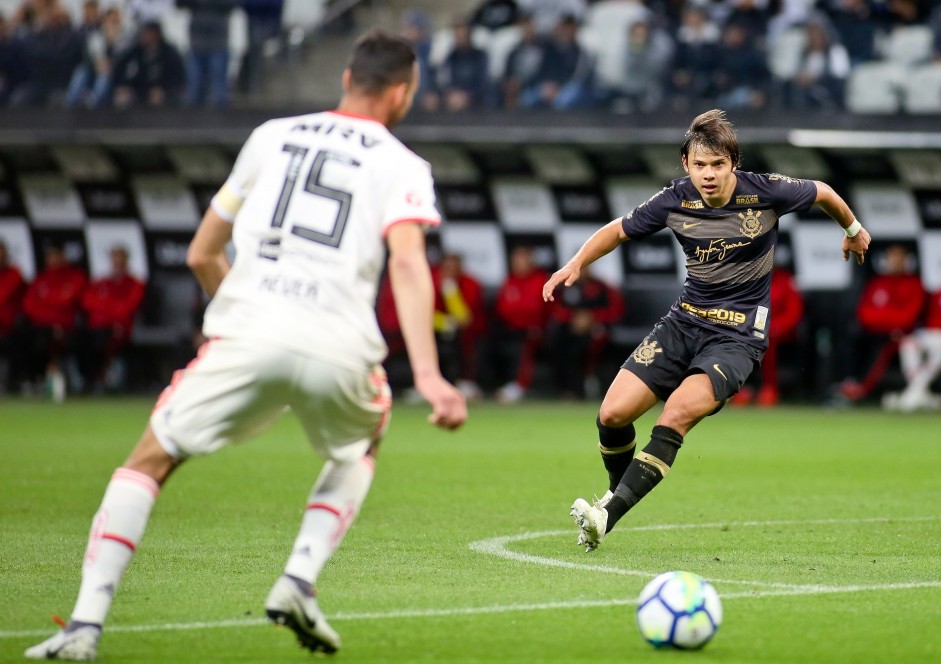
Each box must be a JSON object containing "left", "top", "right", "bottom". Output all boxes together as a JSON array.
[
  {"left": 631, "top": 339, "right": 663, "bottom": 366},
  {"left": 738, "top": 209, "right": 763, "bottom": 239}
]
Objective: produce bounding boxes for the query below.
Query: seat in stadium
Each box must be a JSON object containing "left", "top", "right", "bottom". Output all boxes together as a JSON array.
[
  {"left": 844, "top": 62, "right": 905, "bottom": 114},
  {"left": 161, "top": 7, "right": 191, "bottom": 54},
  {"left": 578, "top": 0, "right": 647, "bottom": 90},
  {"left": 767, "top": 26, "right": 806, "bottom": 82},
  {"left": 903, "top": 64, "right": 941, "bottom": 114},
  {"left": 486, "top": 24, "right": 522, "bottom": 82},
  {"left": 883, "top": 25, "right": 933, "bottom": 66}
]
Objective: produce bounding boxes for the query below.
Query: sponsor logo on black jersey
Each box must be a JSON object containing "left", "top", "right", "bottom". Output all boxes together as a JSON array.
[
  {"left": 768, "top": 173, "right": 803, "bottom": 184},
  {"left": 738, "top": 209, "right": 763, "bottom": 239},
  {"left": 735, "top": 194, "right": 759, "bottom": 205},
  {"left": 681, "top": 199, "right": 704, "bottom": 209}
]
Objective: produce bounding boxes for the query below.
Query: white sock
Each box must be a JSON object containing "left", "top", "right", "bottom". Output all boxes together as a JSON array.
[
  {"left": 899, "top": 338, "right": 920, "bottom": 381},
  {"left": 71, "top": 468, "right": 159, "bottom": 626},
  {"left": 284, "top": 455, "right": 375, "bottom": 586}
]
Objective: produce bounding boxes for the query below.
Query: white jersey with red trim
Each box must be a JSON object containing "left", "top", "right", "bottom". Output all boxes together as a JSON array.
[{"left": 203, "top": 110, "right": 441, "bottom": 369}]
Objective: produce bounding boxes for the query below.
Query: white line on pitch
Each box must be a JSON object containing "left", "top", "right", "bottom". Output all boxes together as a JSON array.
[
  {"left": 468, "top": 515, "right": 941, "bottom": 590},
  {"left": 3, "top": 581, "right": 940, "bottom": 640}
]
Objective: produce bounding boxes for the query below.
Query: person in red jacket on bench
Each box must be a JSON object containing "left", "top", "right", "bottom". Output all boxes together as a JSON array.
[
  {"left": 21, "top": 242, "right": 87, "bottom": 399},
  {"left": 884, "top": 289, "right": 941, "bottom": 411},
  {"left": 77, "top": 245, "right": 146, "bottom": 392},
  {"left": 493, "top": 245, "right": 550, "bottom": 402},
  {"left": 841, "top": 243, "right": 925, "bottom": 402},
  {"left": 733, "top": 266, "right": 805, "bottom": 406},
  {"left": 548, "top": 265, "right": 624, "bottom": 399}
]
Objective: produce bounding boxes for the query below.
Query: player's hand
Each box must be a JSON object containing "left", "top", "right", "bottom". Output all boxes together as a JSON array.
[
  {"left": 543, "top": 264, "right": 581, "bottom": 302},
  {"left": 415, "top": 374, "right": 467, "bottom": 431},
  {"left": 842, "top": 227, "right": 871, "bottom": 265}
]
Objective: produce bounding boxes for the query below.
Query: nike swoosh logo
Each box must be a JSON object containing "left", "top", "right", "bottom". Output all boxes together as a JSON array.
[
  {"left": 683, "top": 221, "right": 701, "bottom": 229},
  {"left": 713, "top": 364, "right": 727, "bottom": 380}
]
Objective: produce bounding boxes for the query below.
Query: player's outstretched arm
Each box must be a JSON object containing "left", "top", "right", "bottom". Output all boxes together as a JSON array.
[
  {"left": 386, "top": 223, "right": 467, "bottom": 430},
  {"left": 187, "top": 208, "right": 233, "bottom": 297},
  {"left": 543, "top": 218, "right": 627, "bottom": 302},
  {"left": 812, "top": 180, "right": 871, "bottom": 265}
]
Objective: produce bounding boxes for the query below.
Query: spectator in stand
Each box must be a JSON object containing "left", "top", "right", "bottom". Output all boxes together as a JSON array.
[
  {"left": 721, "top": 0, "right": 771, "bottom": 47},
  {"left": 9, "top": 4, "right": 83, "bottom": 107},
  {"left": 784, "top": 19, "right": 850, "bottom": 110},
  {"left": 710, "top": 21, "right": 769, "bottom": 110},
  {"left": 0, "top": 239, "right": 25, "bottom": 393},
  {"left": 501, "top": 12, "right": 547, "bottom": 109},
  {"left": 519, "top": 14, "right": 595, "bottom": 110},
  {"left": 471, "top": 0, "right": 520, "bottom": 31},
  {"left": 66, "top": 6, "right": 129, "bottom": 108},
  {"left": 19, "top": 242, "right": 87, "bottom": 400},
  {"left": 492, "top": 246, "right": 549, "bottom": 403},
  {"left": 548, "top": 265, "right": 623, "bottom": 399},
  {"left": 884, "top": 290, "right": 941, "bottom": 412},
  {"left": 76, "top": 246, "right": 146, "bottom": 393},
  {"left": 399, "top": 9, "right": 437, "bottom": 112},
  {"left": 732, "top": 266, "right": 804, "bottom": 407},
  {"left": 237, "top": 0, "right": 283, "bottom": 95},
  {"left": 433, "top": 253, "right": 486, "bottom": 400},
  {"left": 432, "top": 19, "right": 490, "bottom": 111},
  {"left": 607, "top": 16, "right": 674, "bottom": 113},
  {"left": 841, "top": 243, "right": 925, "bottom": 402},
  {"left": 668, "top": 5, "right": 719, "bottom": 112},
  {"left": 179, "top": 0, "right": 238, "bottom": 108},
  {"left": 0, "top": 12, "right": 27, "bottom": 105},
  {"left": 827, "top": 0, "right": 879, "bottom": 65},
  {"left": 111, "top": 21, "right": 186, "bottom": 108},
  {"left": 518, "top": 0, "right": 585, "bottom": 34}
]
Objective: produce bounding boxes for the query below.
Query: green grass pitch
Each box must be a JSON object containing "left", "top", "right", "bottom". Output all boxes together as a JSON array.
[{"left": 1, "top": 398, "right": 939, "bottom": 663}]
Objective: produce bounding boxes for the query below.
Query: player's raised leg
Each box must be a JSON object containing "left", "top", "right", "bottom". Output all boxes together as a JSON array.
[
  {"left": 25, "top": 427, "right": 178, "bottom": 661},
  {"left": 600, "top": 373, "right": 719, "bottom": 539},
  {"left": 571, "top": 369, "right": 657, "bottom": 551}
]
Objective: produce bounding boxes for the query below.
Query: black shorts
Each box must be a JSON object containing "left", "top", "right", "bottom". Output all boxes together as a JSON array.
[{"left": 622, "top": 316, "right": 762, "bottom": 404}]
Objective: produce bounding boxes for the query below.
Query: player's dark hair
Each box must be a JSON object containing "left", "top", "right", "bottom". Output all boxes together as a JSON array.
[
  {"left": 347, "top": 29, "right": 416, "bottom": 95},
  {"left": 681, "top": 109, "right": 741, "bottom": 168}
]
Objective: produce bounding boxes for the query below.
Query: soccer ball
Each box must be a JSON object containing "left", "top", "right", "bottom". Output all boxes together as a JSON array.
[{"left": 636, "top": 571, "right": 722, "bottom": 649}]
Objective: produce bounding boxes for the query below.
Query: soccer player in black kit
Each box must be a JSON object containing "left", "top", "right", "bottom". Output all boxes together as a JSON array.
[{"left": 543, "top": 110, "right": 872, "bottom": 552}]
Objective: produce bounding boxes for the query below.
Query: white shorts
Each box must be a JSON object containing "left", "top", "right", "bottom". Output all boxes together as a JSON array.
[{"left": 150, "top": 338, "right": 392, "bottom": 462}]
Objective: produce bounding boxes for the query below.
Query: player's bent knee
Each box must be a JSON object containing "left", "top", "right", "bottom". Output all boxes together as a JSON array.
[{"left": 598, "top": 406, "right": 634, "bottom": 429}]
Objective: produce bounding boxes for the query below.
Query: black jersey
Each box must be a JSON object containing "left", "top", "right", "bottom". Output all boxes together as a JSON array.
[{"left": 620, "top": 171, "right": 817, "bottom": 349}]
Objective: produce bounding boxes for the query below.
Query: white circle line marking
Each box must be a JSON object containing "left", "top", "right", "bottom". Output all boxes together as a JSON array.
[{"left": 468, "top": 515, "right": 941, "bottom": 590}]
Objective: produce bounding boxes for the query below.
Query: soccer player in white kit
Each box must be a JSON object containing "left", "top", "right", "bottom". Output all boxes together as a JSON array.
[{"left": 26, "top": 30, "right": 467, "bottom": 660}]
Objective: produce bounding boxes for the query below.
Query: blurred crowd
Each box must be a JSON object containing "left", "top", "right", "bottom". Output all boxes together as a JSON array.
[
  {"left": 0, "top": 0, "right": 284, "bottom": 109},
  {"left": 1, "top": 0, "right": 940, "bottom": 112},
  {"left": 403, "top": 0, "right": 941, "bottom": 113}
]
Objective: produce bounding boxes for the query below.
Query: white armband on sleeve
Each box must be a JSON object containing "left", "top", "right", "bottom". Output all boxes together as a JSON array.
[{"left": 210, "top": 182, "right": 244, "bottom": 222}]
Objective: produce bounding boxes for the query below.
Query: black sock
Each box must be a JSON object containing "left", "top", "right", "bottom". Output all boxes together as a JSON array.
[
  {"left": 604, "top": 425, "right": 684, "bottom": 532},
  {"left": 597, "top": 416, "right": 636, "bottom": 493}
]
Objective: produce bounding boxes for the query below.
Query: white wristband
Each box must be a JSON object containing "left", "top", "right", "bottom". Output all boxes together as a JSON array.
[{"left": 844, "top": 219, "right": 862, "bottom": 238}]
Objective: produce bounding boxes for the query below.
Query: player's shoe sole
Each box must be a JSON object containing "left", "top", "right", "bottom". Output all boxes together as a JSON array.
[
  {"left": 24, "top": 625, "right": 100, "bottom": 661},
  {"left": 265, "top": 576, "right": 341, "bottom": 655},
  {"left": 571, "top": 497, "right": 608, "bottom": 552}
]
